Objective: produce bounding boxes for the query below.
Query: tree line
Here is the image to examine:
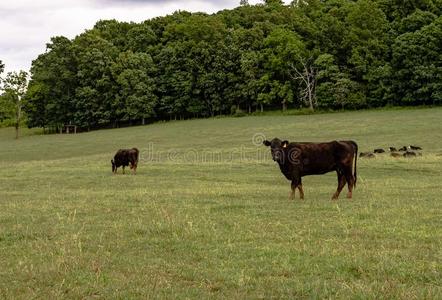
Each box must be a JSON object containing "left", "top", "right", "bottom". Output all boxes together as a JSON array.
[{"left": 1, "top": 0, "right": 442, "bottom": 131}]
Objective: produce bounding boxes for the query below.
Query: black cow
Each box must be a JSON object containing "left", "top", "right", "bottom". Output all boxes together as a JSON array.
[
  {"left": 111, "top": 148, "right": 139, "bottom": 174},
  {"left": 409, "top": 145, "right": 422, "bottom": 150},
  {"left": 389, "top": 147, "right": 397, "bottom": 152},
  {"left": 403, "top": 151, "right": 417, "bottom": 157},
  {"left": 263, "top": 138, "right": 358, "bottom": 200},
  {"left": 374, "top": 148, "right": 385, "bottom": 153}
]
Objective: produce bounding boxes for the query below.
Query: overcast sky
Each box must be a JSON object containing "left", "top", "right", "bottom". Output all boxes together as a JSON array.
[{"left": 0, "top": 0, "right": 290, "bottom": 74}]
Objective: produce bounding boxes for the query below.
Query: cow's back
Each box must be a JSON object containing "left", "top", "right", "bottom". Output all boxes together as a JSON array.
[
  {"left": 289, "top": 141, "right": 355, "bottom": 176},
  {"left": 292, "top": 142, "right": 337, "bottom": 175}
]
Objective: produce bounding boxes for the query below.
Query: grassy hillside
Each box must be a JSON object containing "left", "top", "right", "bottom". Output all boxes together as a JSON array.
[{"left": 1, "top": 108, "right": 441, "bottom": 298}]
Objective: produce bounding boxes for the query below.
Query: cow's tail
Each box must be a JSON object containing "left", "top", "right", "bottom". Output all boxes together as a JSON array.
[{"left": 349, "top": 141, "right": 358, "bottom": 188}]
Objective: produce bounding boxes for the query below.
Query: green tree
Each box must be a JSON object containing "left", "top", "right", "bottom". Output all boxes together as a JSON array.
[
  {"left": 263, "top": 27, "right": 308, "bottom": 110},
  {"left": 392, "top": 16, "right": 442, "bottom": 105},
  {"left": 22, "top": 81, "right": 49, "bottom": 129},
  {"left": 73, "top": 32, "right": 119, "bottom": 129},
  {"left": 126, "top": 22, "right": 157, "bottom": 53},
  {"left": 315, "top": 53, "right": 365, "bottom": 109},
  {"left": 111, "top": 51, "right": 157, "bottom": 125},
  {"left": 2, "top": 71, "right": 28, "bottom": 138},
  {"left": 25, "top": 36, "right": 77, "bottom": 130}
]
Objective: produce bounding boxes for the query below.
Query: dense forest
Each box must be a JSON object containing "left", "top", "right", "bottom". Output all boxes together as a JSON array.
[{"left": 1, "top": 0, "right": 442, "bottom": 130}]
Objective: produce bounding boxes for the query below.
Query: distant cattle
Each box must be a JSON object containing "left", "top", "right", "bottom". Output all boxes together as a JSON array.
[
  {"left": 263, "top": 138, "right": 358, "bottom": 200},
  {"left": 390, "top": 152, "right": 402, "bottom": 158},
  {"left": 389, "top": 147, "right": 397, "bottom": 152},
  {"left": 398, "top": 146, "right": 407, "bottom": 151},
  {"left": 111, "top": 148, "right": 139, "bottom": 174},
  {"left": 403, "top": 151, "right": 417, "bottom": 157},
  {"left": 409, "top": 145, "right": 422, "bottom": 150},
  {"left": 390, "top": 152, "right": 403, "bottom": 157},
  {"left": 374, "top": 148, "right": 385, "bottom": 153},
  {"left": 360, "top": 152, "right": 375, "bottom": 158}
]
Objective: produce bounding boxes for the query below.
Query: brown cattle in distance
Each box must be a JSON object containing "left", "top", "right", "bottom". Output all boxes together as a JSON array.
[
  {"left": 360, "top": 152, "right": 375, "bottom": 158},
  {"left": 263, "top": 138, "right": 358, "bottom": 200},
  {"left": 390, "top": 152, "right": 402, "bottom": 158}
]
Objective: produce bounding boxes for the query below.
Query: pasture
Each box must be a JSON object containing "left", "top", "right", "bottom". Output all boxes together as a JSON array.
[{"left": 0, "top": 108, "right": 441, "bottom": 299}]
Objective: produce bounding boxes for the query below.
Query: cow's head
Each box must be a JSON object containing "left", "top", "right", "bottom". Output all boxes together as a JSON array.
[
  {"left": 263, "top": 138, "right": 289, "bottom": 163},
  {"left": 111, "top": 159, "right": 116, "bottom": 173}
]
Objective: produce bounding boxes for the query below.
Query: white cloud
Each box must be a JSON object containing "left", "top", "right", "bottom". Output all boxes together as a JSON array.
[{"left": 0, "top": 0, "right": 287, "bottom": 74}]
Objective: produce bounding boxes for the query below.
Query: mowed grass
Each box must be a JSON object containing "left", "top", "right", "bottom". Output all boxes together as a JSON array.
[{"left": 0, "top": 108, "right": 441, "bottom": 299}]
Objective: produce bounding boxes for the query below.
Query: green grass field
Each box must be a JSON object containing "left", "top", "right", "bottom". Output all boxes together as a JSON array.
[{"left": 1, "top": 108, "right": 441, "bottom": 299}]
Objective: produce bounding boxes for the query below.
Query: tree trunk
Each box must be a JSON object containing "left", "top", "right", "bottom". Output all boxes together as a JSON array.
[
  {"left": 260, "top": 103, "right": 263, "bottom": 113},
  {"left": 142, "top": 118, "right": 145, "bottom": 125},
  {"left": 308, "top": 86, "right": 314, "bottom": 112},
  {"left": 282, "top": 101, "right": 287, "bottom": 112},
  {"left": 15, "top": 98, "right": 21, "bottom": 139}
]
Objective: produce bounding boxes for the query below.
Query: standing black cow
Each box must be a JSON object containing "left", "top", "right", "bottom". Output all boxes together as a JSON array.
[
  {"left": 263, "top": 138, "right": 358, "bottom": 200},
  {"left": 111, "top": 148, "right": 139, "bottom": 174}
]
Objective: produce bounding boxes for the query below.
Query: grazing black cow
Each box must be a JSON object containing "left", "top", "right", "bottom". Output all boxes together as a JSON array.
[
  {"left": 389, "top": 147, "right": 397, "bottom": 152},
  {"left": 403, "top": 151, "right": 417, "bottom": 157},
  {"left": 374, "top": 148, "right": 385, "bottom": 153},
  {"left": 111, "top": 148, "right": 139, "bottom": 174},
  {"left": 409, "top": 145, "right": 422, "bottom": 150},
  {"left": 398, "top": 146, "right": 407, "bottom": 151},
  {"left": 263, "top": 138, "right": 358, "bottom": 200}
]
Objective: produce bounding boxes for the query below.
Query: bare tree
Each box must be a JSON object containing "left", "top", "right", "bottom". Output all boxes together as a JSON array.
[{"left": 289, "top": 57, "right": 316, "bottom": 111}]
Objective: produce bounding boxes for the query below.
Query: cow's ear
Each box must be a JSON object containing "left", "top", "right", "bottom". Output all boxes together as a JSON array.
[
  {"left": 282, "top": 140, "right": 289, "bottom": 148},
  {"left": 263, "top": 140, "right": 271, "bottom": 147}
]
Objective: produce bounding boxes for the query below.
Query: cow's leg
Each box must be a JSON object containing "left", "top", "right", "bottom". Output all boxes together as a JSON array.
[
  {"left": 122, "top": 166, "right": 125, "bottom": 174},
  {"left": 344, "top": 167, "right": 355, "bottom": 199},
  {"left": 290, "top": 179, "right": 300, "bottom": 200},
  {"left": 332, "top": 171, "right": 346, "bottom": 200},
  {"left": 297, "top": 178, "right": 304, "bottom": 200},
  {"left": 133, "top": 163, "right": 137, "bottom": 175}
]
